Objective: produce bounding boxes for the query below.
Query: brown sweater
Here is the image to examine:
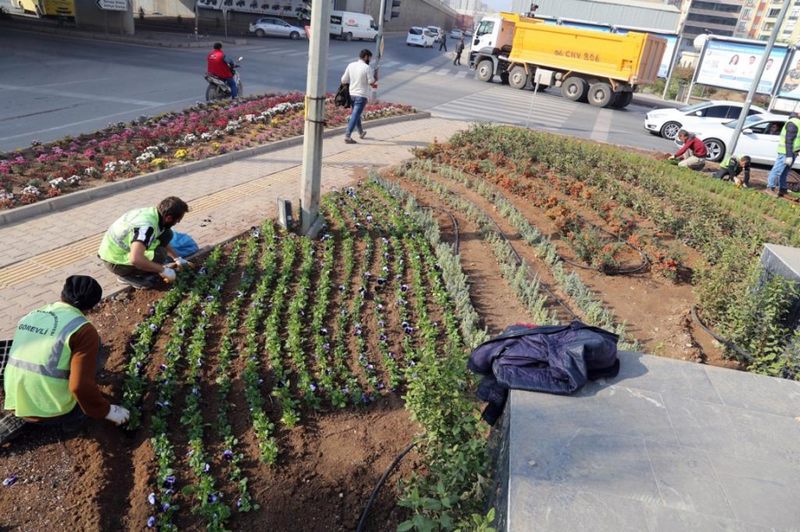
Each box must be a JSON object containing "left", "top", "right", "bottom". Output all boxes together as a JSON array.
[{"left": 25, "top": 323, "right": 110, "bottom": 421}]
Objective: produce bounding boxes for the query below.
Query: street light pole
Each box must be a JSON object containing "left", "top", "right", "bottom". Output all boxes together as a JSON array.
[
  {"left": 374, "top": 0, "right": 387, "bottom": 97},
  {"left": 299, "top": 0, "right": 331, "bottom": 236},
  {"left": 725, "top": 0, "right": 791, "bottom": 159}
]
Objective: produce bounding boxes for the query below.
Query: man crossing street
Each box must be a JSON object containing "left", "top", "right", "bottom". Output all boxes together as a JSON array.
[{"left": 438, "top": 33, "right": 448, "bottom": 52}]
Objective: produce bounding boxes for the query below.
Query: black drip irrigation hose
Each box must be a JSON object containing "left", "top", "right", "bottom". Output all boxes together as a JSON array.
[
  {"left": 356, "top": 441, "right": 418, "bottom": 532},
  {"left": 421, "top": 205, "right": 460, "bottom": 254},
  {"left": 482, "top": 214, "right": 579, "bottom": 321},
  {"left": 690, "top": 306, "right": 754, "bottom": 363}
]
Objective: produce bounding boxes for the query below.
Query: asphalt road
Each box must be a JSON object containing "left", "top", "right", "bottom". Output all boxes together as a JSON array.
[{"left": 0, "top": 27, "right": 677, "bottom": 154}]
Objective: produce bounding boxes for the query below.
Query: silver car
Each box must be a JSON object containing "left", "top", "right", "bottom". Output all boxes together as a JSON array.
[{"left": 249, "top": 17, "right": 306, "bottom": 39}]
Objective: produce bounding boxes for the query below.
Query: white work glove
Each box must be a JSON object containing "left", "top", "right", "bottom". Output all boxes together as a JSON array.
[
  {"left": 787, "top": 157, "right": 795, "bottom": 167},
  {"left": 105, "top": 404, "right": 130, "bottom": 426},
  {"left": 174, "top": 257, "right": 192, "bottom": 270},
  {"left": 160, "top": 267, "right": 176, "bottom": 283}
]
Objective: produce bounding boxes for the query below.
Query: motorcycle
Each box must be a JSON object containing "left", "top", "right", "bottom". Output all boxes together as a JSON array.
[{"left": 205, "top": 56, "right": 243, "bottom": 101}]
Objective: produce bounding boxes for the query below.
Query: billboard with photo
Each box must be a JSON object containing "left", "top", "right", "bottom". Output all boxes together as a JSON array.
[
  {"left": 696, "top": 38, "right": 789, "bottom": 95},
  {"left": 777, "top": 49, "right": 800, "bottom": 101}
]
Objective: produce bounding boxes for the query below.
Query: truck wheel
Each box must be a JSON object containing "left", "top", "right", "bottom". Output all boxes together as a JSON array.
[
  {"left": 561, "top": 76, "right": 587, "bottom": 102},
  {"left": 476, "top": 60, "right": 494, "bottom": 82},
  {"left": 588, "top": 82, "right": 613, "bottom": 107},
  {"left": 508, "top": 66, "right": 528, "bottom": 90},
  {"left": 344, "top": 32, "right": 353, "bottom": 41},
  {"left": 615, "top": 91, "right": 633, "bottom": 108}
]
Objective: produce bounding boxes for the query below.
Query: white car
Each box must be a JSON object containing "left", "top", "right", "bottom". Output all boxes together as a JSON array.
[
  {"left": 427, "top": 26, "right": 443, "bottom": 40},
  {"left": 406, "top": 27, "right": 436, "bottom": 47},
  {"left": 249, "top": 17, "right": 306, "bottom": 40},
  {"left": 450, "top": 29, "right": 464, "bottom": 39},
  {"left": 678, "top": 113, "right": 797, "bottom": 166},
  {"left": 644, "top": 101, "right": 766, "bottom": 140}
]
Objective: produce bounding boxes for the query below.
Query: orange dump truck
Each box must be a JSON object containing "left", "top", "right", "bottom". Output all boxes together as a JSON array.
[{"left": 469, "top": 12, "right": 667, "bottom": 108}]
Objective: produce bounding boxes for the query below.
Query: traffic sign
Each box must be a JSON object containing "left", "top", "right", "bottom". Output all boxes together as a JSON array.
[{"left": 97, "top": 0, "right": 128, "bottom": 11}]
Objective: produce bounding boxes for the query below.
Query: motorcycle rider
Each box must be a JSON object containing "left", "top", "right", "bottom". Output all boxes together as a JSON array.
[{"left": 207, "top": 42, "right": 237, "bottom": 98}]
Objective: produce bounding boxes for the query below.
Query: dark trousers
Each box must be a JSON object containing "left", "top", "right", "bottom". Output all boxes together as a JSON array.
[
  {"left": 102, "top": 229, "right": 173, "bottom": 278},
  {"left": 439, "top": 39, "right": 447, "bottom": 51},
  {"left": 454, "top": 50, "right": 463, "bottom": 65}
]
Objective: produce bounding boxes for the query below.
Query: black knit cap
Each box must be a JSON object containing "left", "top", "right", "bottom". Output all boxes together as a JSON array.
[{"left": 61, "top": 275, "right": 102, "bottom": 311}]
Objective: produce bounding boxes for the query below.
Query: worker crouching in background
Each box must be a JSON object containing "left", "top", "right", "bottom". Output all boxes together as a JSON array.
[
  {"left": 669, "top": 129, "right": 707, "bottom": 171},
  {"left": 714, "top": 154, "right": 751, "bottom": 188}
]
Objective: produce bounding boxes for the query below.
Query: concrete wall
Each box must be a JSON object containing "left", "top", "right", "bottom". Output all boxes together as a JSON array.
[
  {"left": 363, "top": 0, "right": 456, "bottom": 32},
  {"left": 74, "top": 0, "right": 134, "bottom": 34},
  {"left": 512, "top": 0, "right": 681, "bottom": 33},
  {"left": 133, "top": 0, "right": 195, "bottom": 17}
]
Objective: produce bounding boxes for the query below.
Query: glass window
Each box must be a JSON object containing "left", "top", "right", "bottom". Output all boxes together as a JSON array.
[
  {"left": 476, "top": 20, "right": 495, "bottom": 37},
  {"left": 409, "top": 27, "right": 422, "bottom": 35},
  {"left": 679, "top": 102, "right": 711, "bottom": 113},
  {"left": 705, "top": 106, "right": 731, "bottom": 118}
]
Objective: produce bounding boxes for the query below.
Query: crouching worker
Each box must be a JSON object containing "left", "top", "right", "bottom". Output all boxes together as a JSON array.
[
  {"left": 669, "top": 129, "right": 707, "bottom": 171},
  {"left": 1, "top": 276, "right": 129, "bottom": 444},
  {"left": 98, "top": 196, "right": 192, "bottom": 289},
  {"left": 714, "top": 154, "right": 751, "bottom": 187}
]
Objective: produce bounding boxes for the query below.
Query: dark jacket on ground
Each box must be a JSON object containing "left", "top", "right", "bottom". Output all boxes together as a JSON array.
[{"left": 468, "top": 321, "right": 620, "bottom": 424}]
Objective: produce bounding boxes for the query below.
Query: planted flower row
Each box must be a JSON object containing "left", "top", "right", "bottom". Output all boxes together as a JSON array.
[{"left": 0, "top": 93, "right": 414, "bottom": 209}]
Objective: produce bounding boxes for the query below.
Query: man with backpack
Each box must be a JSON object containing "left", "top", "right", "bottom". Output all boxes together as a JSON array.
[{"left": 341, "top": 49, "right": 377, "bottom": 144}]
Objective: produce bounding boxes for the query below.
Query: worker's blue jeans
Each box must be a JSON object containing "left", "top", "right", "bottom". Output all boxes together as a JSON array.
[
  {"left": 346, "top": 96, "right": 367, "bottom": 138},
  {"left": 226, "top": 77, "right": 238, "bottom": 98},
  {"left": 767, "top": 153, "right": 791, "bottom": 190}
]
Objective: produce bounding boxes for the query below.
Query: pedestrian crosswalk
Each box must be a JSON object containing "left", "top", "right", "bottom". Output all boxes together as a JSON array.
[
  {"left": 430, "top": 85, "right": 578, "bottom": 130},
  {"left": 244, "top": 44, "right": 473, "bottom": 80}
]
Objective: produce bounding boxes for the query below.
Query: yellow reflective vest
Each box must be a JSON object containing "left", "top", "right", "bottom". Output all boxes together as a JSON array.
[{"left": 3, "top": 302, "right": 88, "bottom": 418}]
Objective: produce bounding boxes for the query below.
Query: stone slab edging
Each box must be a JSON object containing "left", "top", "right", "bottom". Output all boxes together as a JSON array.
[{"left": 0, "top": 111, "right": 431, "bottom": 227}]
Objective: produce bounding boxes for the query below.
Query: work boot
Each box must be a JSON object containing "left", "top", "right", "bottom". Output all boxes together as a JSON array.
[
  {"left": 0, "top": 414, "right": 27, "bottom": 445},
  {"left": 779, "top": 188, "right": 788, "bottom": 197},
  {"left": 359, "top": 130, "right": 367, "bottom": 139},
  {"left": 117, "top": 274, "right": 160, "bottom": 289},
  {"left": 344, "top": 137, "right": 357, "bottom": 144}
]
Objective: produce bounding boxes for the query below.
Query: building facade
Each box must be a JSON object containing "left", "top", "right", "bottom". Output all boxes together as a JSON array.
[
  {"left": 510, "top": 0, "right": 681, "bottom": 33},
  {"left": 682, "top": 0, "right": 742, "bottom": 39},
  {"left": 738, "top": 0, "right": 800, "bottom": 43}
]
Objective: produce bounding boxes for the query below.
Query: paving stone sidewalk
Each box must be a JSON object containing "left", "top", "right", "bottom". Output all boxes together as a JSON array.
[{"left": 0, "top": 117, "right": 468, "bottom": 338}]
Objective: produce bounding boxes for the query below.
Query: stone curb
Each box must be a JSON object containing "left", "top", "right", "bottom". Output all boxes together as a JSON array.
[{"left": 0, "top": 111, "right": 431, "bottom": 227}]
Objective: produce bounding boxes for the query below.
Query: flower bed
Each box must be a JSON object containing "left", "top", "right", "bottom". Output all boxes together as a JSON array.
[
  {"left": 0, "top": 93, "right": 414, "bottom": 210},
  {"left": 426, "top": 125, "right": 800, "bottom": 379}
]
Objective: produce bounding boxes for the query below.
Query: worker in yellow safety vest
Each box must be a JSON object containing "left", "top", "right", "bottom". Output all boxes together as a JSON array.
[
  {"left": 98, "top": 196, "right": 192, "bottom": 289},
  {"left": 766, "top": 112, "right": 800, "bottom": 197},
  {"left": 1, "top": 276, "right": 129, "bottom": 444}
]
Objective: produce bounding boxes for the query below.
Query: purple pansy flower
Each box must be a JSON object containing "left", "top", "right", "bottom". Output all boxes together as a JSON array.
[
  {"left": 147, "top": 492, "right": 157, "bottom": 505},
  {"left": 147, "top": 516, "right": 157, "bottom": 528},
  {"left": 3, "top": 475, "right": 17, "bottom": 487}
]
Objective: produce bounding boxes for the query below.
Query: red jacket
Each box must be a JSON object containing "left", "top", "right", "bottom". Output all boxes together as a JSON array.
[
  {"left": 207, "top": 49, "right": 233, "bottom": 79},
  {"left": 675, "top": 136, "right": 707, "bottom": 158}
]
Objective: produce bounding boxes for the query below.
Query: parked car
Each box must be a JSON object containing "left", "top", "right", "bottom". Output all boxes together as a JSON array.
[
  {"left": 330, "top": 10, "right": 378, "bottom": 41},
  {"left": 676, "top": 113, "right": 797, "bottom": 166},
  {"left": 406, "top": 27, "right": 436, "bottom": 47},
  {"left": 427, "top": 25, "right": 443, "bottom": 40},
  {"left": 248, "top": 17, "right": 306, "bottom": 39},
  {"left": 450, "top": 28, "right": 464, "bottom": 39},
  {"left": 644, "top": 100, "right": 766, "bottom": 140}
]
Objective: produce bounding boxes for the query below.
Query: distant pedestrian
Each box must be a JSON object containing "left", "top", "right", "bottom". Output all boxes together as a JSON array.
[
  {"left": 669, "top": 129, "right": 707, "bottom": 171},
  {"left": 454, "top": 36, "right": 465, "bottom": 65},
  {"left": 766, "top": 111, "right": 800, "bottom": 197},
  {"left": 438, "top": 34, "right": 447, "bottom": 52},
  {"left": 341, "top": 49, "right": 377, "bottom": 144}
]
